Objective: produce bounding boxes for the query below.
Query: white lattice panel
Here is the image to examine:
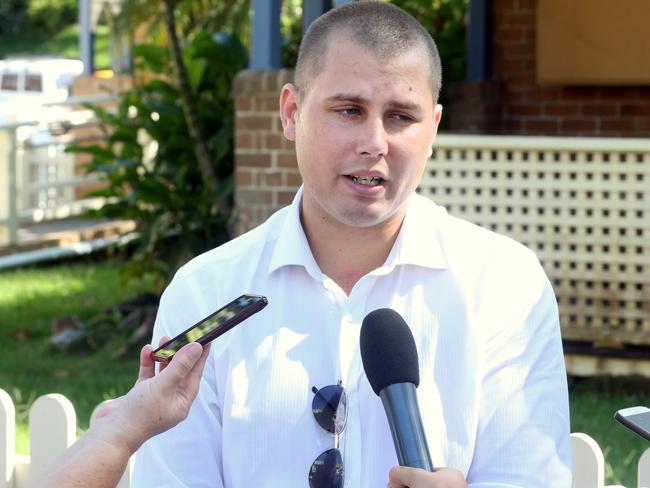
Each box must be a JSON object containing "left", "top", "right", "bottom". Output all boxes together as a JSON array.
[{"left": 419, "top": 134, "right": 650, "bottom": 346}]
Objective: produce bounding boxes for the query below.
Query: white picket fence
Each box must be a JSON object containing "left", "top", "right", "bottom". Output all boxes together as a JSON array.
[
  {"left": 0, "top": 389, "right": 133, "bottom": 488},
  {"left": 1, "top": 389, "right": 649, "bottom": 487}
]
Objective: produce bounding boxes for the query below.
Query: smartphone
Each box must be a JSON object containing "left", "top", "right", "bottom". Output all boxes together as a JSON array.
[
  {"left": 614, "top": 406, "right": 650, "bottom": 442},
  {"left": 151, "top": 293, "right": 268, "bottom": 364}
]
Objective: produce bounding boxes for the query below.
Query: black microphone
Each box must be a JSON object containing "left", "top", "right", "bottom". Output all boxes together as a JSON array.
[{"left": 360, "top": 308, "right": 434, "bottom": 471}]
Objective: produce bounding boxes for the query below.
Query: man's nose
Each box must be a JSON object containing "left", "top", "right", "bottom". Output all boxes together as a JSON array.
[{"left": 357, "top": 117, "right": 389, "bottom": 158}]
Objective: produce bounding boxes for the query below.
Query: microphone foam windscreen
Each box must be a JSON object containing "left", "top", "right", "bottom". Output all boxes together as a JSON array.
[{"left": 360, "top": 308, "right": 420, "bottom": 396}]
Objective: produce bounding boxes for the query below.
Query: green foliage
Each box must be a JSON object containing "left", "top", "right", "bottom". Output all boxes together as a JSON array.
[
  {"left": 391, "top": 0, "right": 468, "bottom": 85},
  {"left": 112, "top": 0, "right": 250, "bottom": 51},
  {"left": 280, "top": 0, "right": 302, "bottom": 69},
  {"left": 0, "top": 0, "right": 28, "bottom": 38},
  {"left": 67, "top": 32, "right": 247, "bottom": 290},
  {"left": 279, "top": 0, "right": 468, "bottom": 86},
  {"left": 0, "top": 24, "right": 111, "bottom": 69},
  {"left": 0, "top": 0, "right": 78, "bottom": 41},
  {"left": 26, "top": 0, "right": 78, "bottom": 39}
]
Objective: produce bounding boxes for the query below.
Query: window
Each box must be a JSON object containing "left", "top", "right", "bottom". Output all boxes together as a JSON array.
[
  {"left": 25, "top": 74, "right": 42, "bottom": 92},
  {"left": 1, "top": 73, "right": 18, "bottom": 90}
]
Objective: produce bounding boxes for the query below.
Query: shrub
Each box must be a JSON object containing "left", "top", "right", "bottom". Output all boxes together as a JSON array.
[
  {"left": 26, "top": 0, "right": 78, "bottom": 39},
  {"left": 0, "top": 0, "right": 78, "bottom": 41},
  {"left": 0, "top": 0, "right": 28, "bottom": 39},
  {"left": 67, "top": 32, "right": 247, "bottom": 291}
]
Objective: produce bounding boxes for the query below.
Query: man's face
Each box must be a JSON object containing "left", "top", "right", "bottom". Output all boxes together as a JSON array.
[{"left": 280, "top": 36, "right": 442, "bottom": 231}]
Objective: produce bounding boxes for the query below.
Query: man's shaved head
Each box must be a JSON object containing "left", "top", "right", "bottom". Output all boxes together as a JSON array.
[{"left": 295, "top": 1, "right": 442, "bottom": 103}]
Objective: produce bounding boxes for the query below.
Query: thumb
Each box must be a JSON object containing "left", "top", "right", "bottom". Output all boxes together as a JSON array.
[{"left": 158, "top": 342, "right": 203, "bottom": 389}]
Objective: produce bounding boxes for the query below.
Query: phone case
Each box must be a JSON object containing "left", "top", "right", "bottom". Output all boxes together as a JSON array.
[{"left": 151, "top": 294, "right": 268, "bottom": 363}]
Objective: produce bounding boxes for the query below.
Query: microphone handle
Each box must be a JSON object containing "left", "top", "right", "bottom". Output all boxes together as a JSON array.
[{"left": 379, "top": 382, "right": 434, "bottom": 471}]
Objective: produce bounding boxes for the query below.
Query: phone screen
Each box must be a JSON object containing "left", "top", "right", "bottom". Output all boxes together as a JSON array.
[
  {"left": 626, "top": 412, "right": 650, "bottom": 434},
  {"left": 615, "top": 407, "right": 650, "bottom": 442},
  {"left": 151, "top": 293, "right": 268, "bottom": 363}
]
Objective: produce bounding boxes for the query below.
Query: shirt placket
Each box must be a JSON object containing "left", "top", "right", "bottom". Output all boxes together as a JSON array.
[{"left": 337, "top": 274, "right": 380, "bottom": 488}]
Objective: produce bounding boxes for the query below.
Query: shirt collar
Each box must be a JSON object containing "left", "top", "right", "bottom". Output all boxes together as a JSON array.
[
  {"left": 383, "top": 193, "right": 449, "bottom": 270},
  {"left": 267, "top": 188, "right": 448, "bottom": 276},
  {"left": 268, "top": 187, "right": 323, "bottom": 277}
]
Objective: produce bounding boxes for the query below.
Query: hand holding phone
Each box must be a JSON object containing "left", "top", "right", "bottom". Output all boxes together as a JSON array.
[
  {"left": 614, "top": 406, "right": 650, "bottom": 442},
  {"left": 151, "top": 293, "right": 268, "bottom": 363}
]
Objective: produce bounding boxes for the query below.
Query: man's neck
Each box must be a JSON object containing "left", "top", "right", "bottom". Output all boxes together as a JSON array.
[{"left": 300, "top": 209, "right": 404, "bottom": 296}]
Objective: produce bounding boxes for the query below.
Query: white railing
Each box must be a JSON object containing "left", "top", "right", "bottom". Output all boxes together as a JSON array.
[
  {"left": 0, "top": 99, "right": 113, "bottom": 248},
  {"left": 1, "top": 389, "right": 649, "bottom": 487}
]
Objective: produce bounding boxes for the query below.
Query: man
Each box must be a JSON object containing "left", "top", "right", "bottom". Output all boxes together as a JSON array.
[{"left": 133, "top": 2, "right": 572, "bottom": 487}]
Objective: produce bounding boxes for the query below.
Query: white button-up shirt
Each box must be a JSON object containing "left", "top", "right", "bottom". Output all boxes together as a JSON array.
[{"left": 132, "top": 189, "right": 572, "bottom": 487}]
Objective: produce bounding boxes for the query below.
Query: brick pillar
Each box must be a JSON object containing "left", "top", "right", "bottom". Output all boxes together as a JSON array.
[
  {"left": 446, "top": 80, "right": 503, "bottom": 133},
  {"left": 233, "top": 69, "right": 302, "bottom": 236}
]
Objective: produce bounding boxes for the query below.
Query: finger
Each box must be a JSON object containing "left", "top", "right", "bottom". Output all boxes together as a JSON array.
[
  {"left": 136, "top": 344, "right": 155, "bottom": 384},
  {"left": 389, "top": 466, "right": 467, "bottom": 488},
  {"left": 182, "top": 343, "right": 211, "bottom": 393},
  {"left": 157, "top": 342, "right": 204, "bottom": 392},
  {"left": 388, "top": 466, "right": 424, "bottom": 486},
  {"left": 188, "top": 342, "right": 210, "bottom": 376},
  {"left": 156, "top": 335, "right": 172, "bottom": 373}
]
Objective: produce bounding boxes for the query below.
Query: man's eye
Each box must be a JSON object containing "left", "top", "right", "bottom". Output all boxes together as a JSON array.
[
  {"left": 339, "top": 108, "right": 361, "bottom": 116},
  {"left": 390, "top": 113, "right": 414, "bottom": 122}
]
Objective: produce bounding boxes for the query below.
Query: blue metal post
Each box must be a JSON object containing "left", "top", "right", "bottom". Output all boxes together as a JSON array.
[
  {"left": 303, "top": 0, "right": 330, "bottom": 33},
  {"left": 79, "top": 0, "right": 95, "bottom": 74},
  {"left": 251, "top": 0, "right": 283, "bottom": 69},
  {"left": 467, "top": 0, "right": 490, "bottom": 81}
]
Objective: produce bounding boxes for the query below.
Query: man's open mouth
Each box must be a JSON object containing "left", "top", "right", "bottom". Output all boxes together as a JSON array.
[{"left": 348, "top": 175, "right": 383, "bottom": 187}]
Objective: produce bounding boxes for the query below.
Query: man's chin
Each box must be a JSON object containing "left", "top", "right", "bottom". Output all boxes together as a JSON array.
[{"left": 336, "top": 206, "right": 404, "bottom": 229}]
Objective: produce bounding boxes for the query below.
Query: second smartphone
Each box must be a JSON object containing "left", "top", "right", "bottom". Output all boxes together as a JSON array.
[
  {"left": 614, "top": 406, "right": 650, "bottom": 442},
  {"left": 151, "top": 293, "right": 268, "bottom": 364}
]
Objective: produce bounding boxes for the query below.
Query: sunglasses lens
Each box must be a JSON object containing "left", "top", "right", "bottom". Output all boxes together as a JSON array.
[
  {"left": 308, "top": 448, "right": 344, "bottom": 488},
  {"left": 312, "top": 384, "right": 347, "bottom": 434}
]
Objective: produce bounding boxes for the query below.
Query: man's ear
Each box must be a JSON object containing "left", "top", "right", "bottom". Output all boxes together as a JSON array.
[
  {"left": 434, "top": 104, "right": 443, "bottom": 126},
  {"left": 429, "top": 104, "right": 443, "bottom": 149},
  {"left": 279, "top": 83, "right": 299, "bottom": 141}
]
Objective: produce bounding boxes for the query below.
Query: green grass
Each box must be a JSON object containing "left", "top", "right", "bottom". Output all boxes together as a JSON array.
[
  {"left": 0, "top": 258, "right": 155, "bottom": 454},
  {"left": 1, "top": 259, "right": 649, "bottom": 486},
  {"left": 0, "top": 24, "right": 111, "bottom": 69},
  {"left": 570, "top": 377, "right": 650, "bottom": 487}
]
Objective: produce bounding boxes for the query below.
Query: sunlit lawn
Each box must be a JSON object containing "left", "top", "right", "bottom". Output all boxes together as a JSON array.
[
  {"left": 0, "top": 24, "right": 111, "bottom": 69},
  {"left": 570, "top": 376, "right": 649, "bottom": 486},
  {"left": 0, "top": 259, "right": 648, "bottom": 486},
  {"left": 0, "top": 258, "right": 155, "bottom": 453}
]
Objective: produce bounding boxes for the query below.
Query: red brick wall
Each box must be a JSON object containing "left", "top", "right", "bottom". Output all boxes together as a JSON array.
[
  {"left": 450, "top": 0, "right": 650, "bottom": 136},
  {"left": 233, "top": 70, "right": 301, "bottom": 235}
]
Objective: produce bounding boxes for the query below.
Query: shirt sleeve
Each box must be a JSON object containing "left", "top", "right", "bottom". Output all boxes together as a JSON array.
[
  {"left": 131, "top": 274, "right": 225, "bottom": 488},
  {"left": 467, "top": 265, "right": 572, "bottom": 487}
]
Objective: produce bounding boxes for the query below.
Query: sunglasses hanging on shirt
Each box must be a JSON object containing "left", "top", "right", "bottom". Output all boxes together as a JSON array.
[{"left": 308, "top": 382, "right": 347, "bottom": 488}]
